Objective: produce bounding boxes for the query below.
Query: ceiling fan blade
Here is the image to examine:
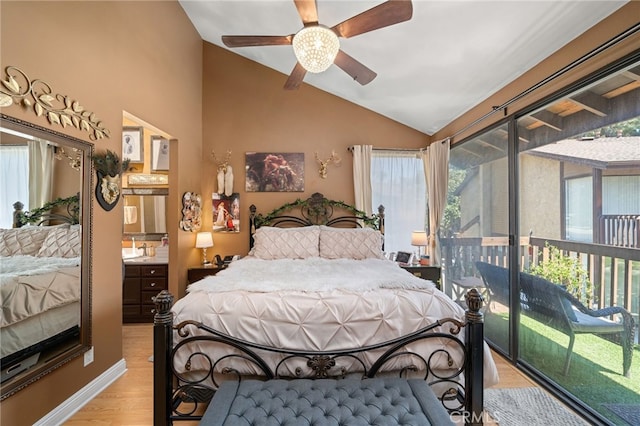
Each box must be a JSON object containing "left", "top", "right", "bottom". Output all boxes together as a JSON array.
[
  {"left": 334, "top": 50, "right": 377, "bottom": 86},
  {"left": 222, "top": 35, "right": 292, "bottom": 48},
  {"left": 331, "top": 0, "right": 413, "bottom": 38},
  {"left": 293, "top": 0, "right": 318, "bottom": 25},
  {"left": 284, "top": 62, "right": 307, "bottom": 90}
]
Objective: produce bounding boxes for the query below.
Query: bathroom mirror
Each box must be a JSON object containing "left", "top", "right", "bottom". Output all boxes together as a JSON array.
[
  {"left": 0, "top": 113, "right": 92, "bottom": 400},
  {"left": 122, "top": 187, "right": 168, "bottom": 240}
]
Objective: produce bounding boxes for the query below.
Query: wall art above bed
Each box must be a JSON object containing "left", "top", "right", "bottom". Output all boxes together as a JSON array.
[
  {"left": 212, "top": 193, "right": 239, "bottom": 233},
  {"left": 245, "top": 152, "right": 304, "bottom": 192}
]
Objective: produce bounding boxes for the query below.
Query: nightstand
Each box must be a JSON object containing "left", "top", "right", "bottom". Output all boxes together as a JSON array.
[
  {"left": 188, "top": 265, "right": 226, "bottom": 283},
  {"left": 400, "top": 265, "right": 441, "bottom": 290}
]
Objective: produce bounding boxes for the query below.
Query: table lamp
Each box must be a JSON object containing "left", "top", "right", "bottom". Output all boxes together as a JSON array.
[
  {"left": 411, "top": 230, "right": 428, "bottom": 264},
  {"left": 195, "top": 231, "right": 214, "bottom": 265}
]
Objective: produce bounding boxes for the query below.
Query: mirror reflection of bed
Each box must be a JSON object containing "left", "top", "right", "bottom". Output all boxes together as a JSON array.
[{"left": 0, "top": 114, "right": 91, "bottom": 400}]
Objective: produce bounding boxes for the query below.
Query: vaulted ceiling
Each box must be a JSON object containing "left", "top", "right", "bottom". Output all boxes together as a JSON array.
[{"left": 179, "top": 0, "right": 628, "bottom": 135}]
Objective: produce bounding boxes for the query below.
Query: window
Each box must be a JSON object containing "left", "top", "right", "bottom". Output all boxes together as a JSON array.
[
  {"left": 0, "top": 145, "right": 29, "bottom": 228},
  {"left": 370, "top": 150, "right": 426, "bottom": 254}
]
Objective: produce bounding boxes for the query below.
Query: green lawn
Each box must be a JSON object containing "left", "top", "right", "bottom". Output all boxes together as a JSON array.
[{"left": 485, "top": 312, "right": 640, "bottom": 425}]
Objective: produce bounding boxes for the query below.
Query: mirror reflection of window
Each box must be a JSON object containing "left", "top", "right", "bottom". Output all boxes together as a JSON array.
[{"left": 123, "top": 195, "right": 167, "bottom": 234}]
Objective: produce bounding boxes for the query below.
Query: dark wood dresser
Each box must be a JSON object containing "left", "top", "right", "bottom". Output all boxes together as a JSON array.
[{"left": 123, "top": 263, "right": 168, "bottom": 323}]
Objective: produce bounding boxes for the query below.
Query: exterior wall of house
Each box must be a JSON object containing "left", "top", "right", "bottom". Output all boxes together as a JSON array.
[
  {"left": 519, "top": 154, "right": 562, "bottom": 239},
  {"left": 0, "top": 1, "right": 203, "bottom": 424}
]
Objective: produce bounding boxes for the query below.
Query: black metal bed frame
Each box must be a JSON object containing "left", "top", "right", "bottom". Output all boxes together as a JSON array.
[{"left": 152, "top": 289, "right": 485, "bottom": 425}]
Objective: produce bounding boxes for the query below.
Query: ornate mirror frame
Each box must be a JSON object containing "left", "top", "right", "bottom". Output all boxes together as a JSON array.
[{"left": 0, "top": 113, "right": 93, "bottom": 400}]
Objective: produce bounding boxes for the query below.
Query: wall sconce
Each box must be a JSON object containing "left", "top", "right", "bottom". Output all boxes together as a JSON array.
[
  {"left": 411, "top": 230, "right": 428, "bottom": 264},
  {"left": 315, "top": 150, "right": 341, "bottom": 179},
  {"left": 195, "top": 231, "right": 214, "bottom": 265}
]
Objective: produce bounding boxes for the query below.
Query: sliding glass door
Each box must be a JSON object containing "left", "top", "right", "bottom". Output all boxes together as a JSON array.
[
  {"left": 516, "top": 59, "right": 640, "bottom": 424},
  {"left": 445, "top": 53, "right": 640, "bottom": 425},
  {"left": 445, "top": 123, "right": 511, "bottom": 356}
]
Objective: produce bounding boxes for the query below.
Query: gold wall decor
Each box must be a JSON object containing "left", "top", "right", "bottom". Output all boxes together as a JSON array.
[
  {"left": 0, "top": 66, "right": 110, "bottom": 140},
  {"left": 127, "top": 173, "right": 169, "bottom": 186},
  {"left": 315, "top": 150, "right": 341, "bottom": 179}
]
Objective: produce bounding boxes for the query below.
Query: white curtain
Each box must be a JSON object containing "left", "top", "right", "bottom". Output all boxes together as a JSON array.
[
  {"left": 0, "top": 146, "right": 29, "bottom": 228},
  {"left": 352, "top": 145, "right": 372, "bottom": 215},
  {"left": 371, "top": 150, "right": 426, "bottom": 254},
  {"left": 28, "top": 139, "right": 54, "bottom": 210},
  {"left": 422, "top": 138, "right": 450, "bottom": 265}
]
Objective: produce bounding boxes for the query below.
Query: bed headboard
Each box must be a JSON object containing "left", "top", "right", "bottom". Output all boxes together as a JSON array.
[
  {"left": 248, "top": 192, "right": 384, "bottom": 249},
  {"left": 12, "top": 194, "right": 80, "bottom": 228}
]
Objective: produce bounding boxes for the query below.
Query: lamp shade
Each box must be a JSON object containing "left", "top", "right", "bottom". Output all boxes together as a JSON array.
[
  {"left": 411, "top": 231, "right": 428, "bottom": 247},
  {"left": 195, "top": 232, "right": 214, "bottom": 249},
  {"left": 292, "top": 26, "right": 340, "bottom": 73}
]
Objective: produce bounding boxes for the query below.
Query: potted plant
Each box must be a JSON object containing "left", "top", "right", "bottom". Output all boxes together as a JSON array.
[{"left": 92, "top": 149, "right": 130, "bottom": 211}]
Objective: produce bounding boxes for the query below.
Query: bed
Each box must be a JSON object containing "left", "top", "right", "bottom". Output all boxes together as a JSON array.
[
  {"left": 153, "top": 193, "right": 498, "bottom": 425},
  {"left": 0, "top": 197, "right": 81, "bottom": 383}
]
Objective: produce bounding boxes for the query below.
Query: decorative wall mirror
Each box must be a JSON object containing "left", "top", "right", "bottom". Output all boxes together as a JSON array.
[
  {"left": 0, "top": 113, "right": 92, "bottom": 400},
  {"left": 122, "top": 187, "right": 168, "bottom": 240}
]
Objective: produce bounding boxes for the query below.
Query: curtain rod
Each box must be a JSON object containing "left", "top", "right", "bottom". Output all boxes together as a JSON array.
[
  {"left": 347, "top": 146, "right": 423, "bottom": 153},
  {"left": 445, "top": 21, "right": 640, "bottom": 143}
]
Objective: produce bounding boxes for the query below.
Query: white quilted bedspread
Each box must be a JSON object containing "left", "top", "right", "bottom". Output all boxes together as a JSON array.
[
  {"left": 1, "top": 255, "right": 81, "bottom": 327},
  {"left": 172, "top": 258, "right": 499, "bottom": 386}
]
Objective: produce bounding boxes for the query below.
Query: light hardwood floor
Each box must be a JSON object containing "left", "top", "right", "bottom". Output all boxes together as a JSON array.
[{"left": 65, "top": 324, "right": 536, "bottom": 425}]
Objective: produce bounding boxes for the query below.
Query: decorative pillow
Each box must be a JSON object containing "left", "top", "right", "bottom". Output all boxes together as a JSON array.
[
  {"left": 0, "top": 226, "right": 53, "bottom": 256},
  {"left": 319, "top": 226, "right": 384, "bottom": 260},
  {"left": 37, "top": 227, "right": 81, "bottom": 258},
  {"left": 252, "top": 226, "right": 320, "bottom": 259}
]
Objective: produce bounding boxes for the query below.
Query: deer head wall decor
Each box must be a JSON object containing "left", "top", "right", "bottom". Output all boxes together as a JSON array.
[{"left": 315, "top": 150, "right": 341, "bottom": 179}]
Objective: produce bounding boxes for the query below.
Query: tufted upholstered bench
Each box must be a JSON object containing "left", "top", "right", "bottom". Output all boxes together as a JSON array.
[{"left": 199, "top": 377, "right": 454, "bottom": 426}]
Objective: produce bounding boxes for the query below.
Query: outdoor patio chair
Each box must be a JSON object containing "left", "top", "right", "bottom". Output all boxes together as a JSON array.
[
  {"left": 519, "top": 271, "right": 635, "bottom": 377},
  {"left": 474, "top": 261, "right": 510, "bottom": 309}
]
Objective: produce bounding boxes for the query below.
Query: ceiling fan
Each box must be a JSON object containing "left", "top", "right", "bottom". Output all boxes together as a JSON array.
[{"left": 222, "top": 0, "right": 413, "bottom": 90}]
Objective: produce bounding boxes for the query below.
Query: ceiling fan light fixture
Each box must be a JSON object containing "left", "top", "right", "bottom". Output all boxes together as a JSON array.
[{"left": 292, "top": 26, "right": 339, "bottom": 73}]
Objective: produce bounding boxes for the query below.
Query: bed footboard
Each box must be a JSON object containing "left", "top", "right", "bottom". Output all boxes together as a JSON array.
[{"left": 153, "top": 289, "right": 485, "bottom": 425}]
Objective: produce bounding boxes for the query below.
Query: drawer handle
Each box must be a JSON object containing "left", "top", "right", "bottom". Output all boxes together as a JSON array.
[
  {"left": 150, "top": 282, "right": 156, "bottom": 287},
  {"left": 150, "top": 270, "right": 156, "bottom": 274}
]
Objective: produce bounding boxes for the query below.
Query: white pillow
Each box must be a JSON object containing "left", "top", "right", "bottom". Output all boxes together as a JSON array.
[
  {"left": 252, "top": 226, "right": 320, "bottom": 259},
  {"left": 37, "top": 227, "right": 81, "bottom": 258},
  {"left": 319, "top": 226, "right": 384, "bottom": 260},
  {"left": 0, "top": 226, "right": 53, "bottom": 256}
]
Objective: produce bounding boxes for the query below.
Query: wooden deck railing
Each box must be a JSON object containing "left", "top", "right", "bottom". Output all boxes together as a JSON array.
[
  {"left": 440, "top": 236, "right": 640, "bottom": 323},
  {"left": 600, "top": 215, "right": 640, "bottom": 248}
]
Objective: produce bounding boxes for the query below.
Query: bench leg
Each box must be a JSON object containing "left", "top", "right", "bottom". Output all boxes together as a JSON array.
[{"left": 563, "top": 334, "right": 576, "bottom": 375}]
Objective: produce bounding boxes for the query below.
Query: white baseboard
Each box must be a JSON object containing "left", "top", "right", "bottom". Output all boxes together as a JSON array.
[{"left": 34, "top": 358, "right": 127, "bottom": 426}]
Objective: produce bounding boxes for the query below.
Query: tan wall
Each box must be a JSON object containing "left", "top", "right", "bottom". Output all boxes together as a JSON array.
[
  {"left": 0, "top": 1, "right": 202, "bottom": 424},
  {"left": 519, "top": 155, "right": 561, "bottom": 239},
  {"left": 198, "top": 43, "right": 427, "bottom": 291},
  {"left": 431, "top": 2, "right": 640, "bottom": 145}
]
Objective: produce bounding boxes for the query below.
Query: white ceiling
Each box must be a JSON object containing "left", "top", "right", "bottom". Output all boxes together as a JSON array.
[{"left": 179, "top": 0, "right": 627, "bottom": 135}]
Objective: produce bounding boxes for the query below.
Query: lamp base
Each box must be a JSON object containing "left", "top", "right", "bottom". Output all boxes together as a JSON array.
[{"left": 201, "top": 248, "right": 210, "bottom": 265}]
